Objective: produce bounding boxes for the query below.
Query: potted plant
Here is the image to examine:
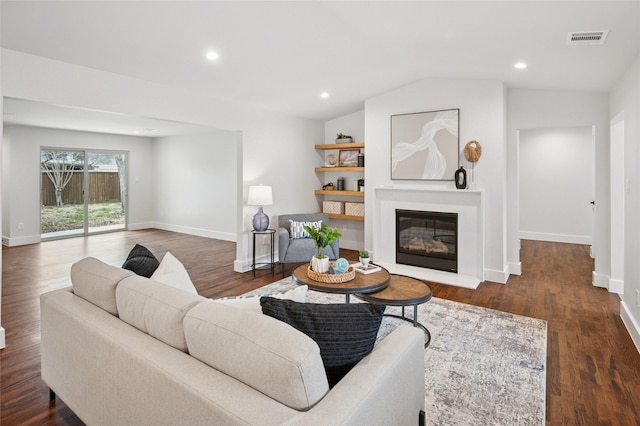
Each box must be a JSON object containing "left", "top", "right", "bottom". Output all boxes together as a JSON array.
[
  {"left": 336, "top": 133, "right": 353, "bottom": 143},
  {"left": 304, "top": 223, "right": 342, "bottom": 273},
  {"left": 359, "top": 249, "right": 370, "bottom": 267}
]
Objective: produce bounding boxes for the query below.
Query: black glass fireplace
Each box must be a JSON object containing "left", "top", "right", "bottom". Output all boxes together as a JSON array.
[{"left": 396, "top": 209, "right": 458, "bottom": 273}]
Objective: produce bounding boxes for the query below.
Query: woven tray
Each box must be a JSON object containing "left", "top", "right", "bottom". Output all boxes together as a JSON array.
[{"left": 306, "top": 265, "right": 355, "bottom": 283}]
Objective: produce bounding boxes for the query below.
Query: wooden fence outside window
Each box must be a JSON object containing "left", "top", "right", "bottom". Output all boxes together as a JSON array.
[{"left": 41, "top": 171, "right": 122, "bottom": 206}]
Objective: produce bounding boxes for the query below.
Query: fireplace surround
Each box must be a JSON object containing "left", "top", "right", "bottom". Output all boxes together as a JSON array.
[{"left": 373, "top": 186, "right": 484, "bottom": 289}]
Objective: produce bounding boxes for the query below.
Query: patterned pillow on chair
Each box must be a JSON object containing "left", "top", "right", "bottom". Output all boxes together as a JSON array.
[{"left": 289, "top": 220, "right": 322, "bottom": 239}]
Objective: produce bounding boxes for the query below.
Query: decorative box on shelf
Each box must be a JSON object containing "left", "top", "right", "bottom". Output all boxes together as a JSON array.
[
  {"left": 323, "top": 201, "right": 345, "bottom": 214},
  {"left": 345, "top": 202, "right": 364, "bottom": 216}
]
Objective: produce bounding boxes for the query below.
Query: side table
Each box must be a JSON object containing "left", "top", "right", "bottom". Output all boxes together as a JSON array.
[
  {"left": 251, "top": 229, "right": 276, "bottom": 277},
  {"left": 355, "top": 274, "right": 433, "bottom": 347}
]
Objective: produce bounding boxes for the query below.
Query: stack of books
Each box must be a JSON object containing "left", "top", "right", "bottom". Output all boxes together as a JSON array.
[{"left": 353, "top": 263, "right": 382, "bottom": 275}]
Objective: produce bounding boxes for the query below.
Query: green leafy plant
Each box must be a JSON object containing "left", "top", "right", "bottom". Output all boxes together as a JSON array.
[
  {"left": 304, "top": 223, "right": 342, "bottom": 259},
  {"left": 336, "top": 133, "right": 352, "bottom": 140},
  {"left": 359, "top": 249, "right": 369, "bottom": 258}
]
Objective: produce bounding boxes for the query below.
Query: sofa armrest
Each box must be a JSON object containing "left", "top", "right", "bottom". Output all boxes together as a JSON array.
[
  {"left": 289, "top": 325, "right": 425, "bottom": 426},
  {"left": 278, "top": 228, "right": 291, "bottom": 261}
]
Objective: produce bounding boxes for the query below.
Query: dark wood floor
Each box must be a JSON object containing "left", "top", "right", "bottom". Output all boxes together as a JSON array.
[{"left": 1, "top": 229, "right": 639, "bottom": 425}]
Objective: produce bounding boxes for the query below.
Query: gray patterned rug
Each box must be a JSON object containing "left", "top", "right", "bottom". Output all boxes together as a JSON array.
[{"left": 244, "top": 278, "right": 547, "bottom": 426}]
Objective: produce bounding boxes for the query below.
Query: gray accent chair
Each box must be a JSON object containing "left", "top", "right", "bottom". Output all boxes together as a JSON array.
[{"left": 278, "top": 213, "right": 339, "bottom": 276}]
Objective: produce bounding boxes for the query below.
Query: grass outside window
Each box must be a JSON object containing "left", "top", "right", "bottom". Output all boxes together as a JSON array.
[{"left": 41, "top": 202, "right": 124, "bottom": 233}]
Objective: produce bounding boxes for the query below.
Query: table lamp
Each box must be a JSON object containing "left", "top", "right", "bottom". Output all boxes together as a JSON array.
[{"left": 248, "top": 185, "right": 272, "bottom": 231}]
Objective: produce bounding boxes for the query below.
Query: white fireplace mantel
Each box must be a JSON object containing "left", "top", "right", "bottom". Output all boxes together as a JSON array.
[{"left": 372, "top": 185, "right": 484, "bottom": 289}]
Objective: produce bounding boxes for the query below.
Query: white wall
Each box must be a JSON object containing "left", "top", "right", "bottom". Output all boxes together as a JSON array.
[
  {"left": 1, "top": 48, "right": 324, "bottom": 272},
  {"left": 610, "top": 55, "right": 640, "bottom": 351},
  {"left": 2, "top": 125, "right": 154, "bottom": 246},
  {"left": 364, "top": 79, "right": 508, "bottom": 283},
  {"left": 322, "top": 110, "right": 365, "bottom": 250},
  {"left": 507, "top": 89, "right": 610, "bottom": 283},
  {"left": 0, "top": 7, "right": 5, "bottom": 348},
  {"left": 518, "top": 126, "right": 594, "bottom": 244},
  {"left": 153, "top": 131, "right": 239, "bottom": 241}
]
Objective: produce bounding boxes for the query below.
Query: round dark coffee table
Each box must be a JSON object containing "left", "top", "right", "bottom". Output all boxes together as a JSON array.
[
  {"left": 291, "top": 264, "right": 390, "bottom": 303},
  {"left": 355, "top": 274, "right": 433, "bottom": 347}
]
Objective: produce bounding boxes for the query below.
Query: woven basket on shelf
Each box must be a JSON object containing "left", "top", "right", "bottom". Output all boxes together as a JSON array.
[{"left": 306, "top": 265, "right": 355, "bottom": 283}]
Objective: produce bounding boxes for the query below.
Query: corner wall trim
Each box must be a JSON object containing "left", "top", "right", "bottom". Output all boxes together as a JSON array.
[{"left": 592, "top": 271, "right": 609, "bottom": 289}]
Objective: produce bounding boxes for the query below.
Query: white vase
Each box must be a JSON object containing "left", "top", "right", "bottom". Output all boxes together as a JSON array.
[
  {"left": 359, "top": 257, "right": 370, "bottom": 268},
  {"left": 311, "top": 256, "right": 330, "bottom": 273}
]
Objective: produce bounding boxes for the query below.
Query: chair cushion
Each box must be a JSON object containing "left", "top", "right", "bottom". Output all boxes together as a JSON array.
[
  {"left": 122, "top": 244, "right": 160, "bottom": 278},
  {"left": 260, "top": 297, "right": 385, "bottom": 387},
  {"left": 289, "top": 219, "right": 322, "bottom": 239}
]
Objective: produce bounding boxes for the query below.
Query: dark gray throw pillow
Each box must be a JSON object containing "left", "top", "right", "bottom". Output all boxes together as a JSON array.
[
  {"left": 260, "top": 297, "right": 385, "bottom": 387},
  {"left": 122, "top": 244, "right": 160, "bottom": 278}
]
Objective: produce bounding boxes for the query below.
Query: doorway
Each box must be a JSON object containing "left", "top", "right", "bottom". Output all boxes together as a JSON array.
[
  {"left": 518, "top": 126, "right": 594, "bottom": 245},
  {"left": 41, "top": 148, "right": 128, "bottom": 239}
]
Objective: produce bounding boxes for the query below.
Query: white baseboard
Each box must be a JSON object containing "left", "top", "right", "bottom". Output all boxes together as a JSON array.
[
  {"left": 1, "top": 234, "right": 41, "bottom": 247},
  {"left": 127, "top": 222, "right": 154, "bottom": 231},
  {"left": 519, "top": 231, "right": 591, "bottom": 245},
  {"left": 508, "top": 262, "right": 522, "bottom": 276},
  {"left": 484, "top": 267, "right": 508, "bottom": 284},
  {"left": 234, "top": 254, "right": 279, "bottom": 274},
  {"left": 152, "top": 222, "right": 236, "bottom": 242},
  {"left": 621, "top": 301, "right": 640, "bottom": 355},
  {"left": 0, "top": 327, "right": 5, "bottom": 349},
  {"left": 592, "top": 271, "right": 609, "bottom": 289},
  {"left": 608, "top": 278, "right": 624, "bottom": 294}
]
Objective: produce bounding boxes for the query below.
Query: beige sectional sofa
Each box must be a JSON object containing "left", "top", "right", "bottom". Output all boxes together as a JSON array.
[{"left": 40, "top": 257, "right": 425, "bottom": 425}]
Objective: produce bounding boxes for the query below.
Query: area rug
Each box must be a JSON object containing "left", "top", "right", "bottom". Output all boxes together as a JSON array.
[{"left": 244, "top": 278, "right": 547, "bottom": 426}]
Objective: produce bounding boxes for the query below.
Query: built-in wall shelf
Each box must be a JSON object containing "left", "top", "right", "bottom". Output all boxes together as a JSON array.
[
  {"left": 315, "top": 166, "right": 364, "bottom": 172},
  {"left": 315, "top": 142, "right": 365, "bottom": 223},
  {"left": 314, "top": 190, "right": 364, "bottom": 197},
  {"left": 327, "top": 213, "right": 365, "bottom": 221},
  {"left": 315, "top": 142, "right": 365, "bottom": 150}
]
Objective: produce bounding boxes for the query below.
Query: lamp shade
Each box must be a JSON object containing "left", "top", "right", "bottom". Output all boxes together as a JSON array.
[{"left": 248, "top": 185, "right": 273, "bottom": 206}]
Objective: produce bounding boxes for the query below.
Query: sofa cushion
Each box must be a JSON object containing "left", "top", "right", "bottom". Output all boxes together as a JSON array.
[
  {"left": 289, "top": 219, "right": 322, "bottom": 239},
  {"left": 122, "top": 244, "right": 160, "bottom": 278},
  {"left": 211, "top": 285, "right": 307, "bottom": 313},
  {"left": 260, "top": 297, "right": 385, "bottom": 388},
  {"left": 183, "top": 302, "right": 329, "bottom": 411},
  {"left": 71, "top": 257, "right": 135, "bottom": 316},
  {"left": 116, "top": 276, "right": 204, "bottom": 352},
  {"left": 150, "top": 252, "right": 198, "bottom": 295}
]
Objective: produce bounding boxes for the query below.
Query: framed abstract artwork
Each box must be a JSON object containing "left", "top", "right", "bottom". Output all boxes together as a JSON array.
[{"left": 390, "top": 108, "right": 459, "bottom": 180}]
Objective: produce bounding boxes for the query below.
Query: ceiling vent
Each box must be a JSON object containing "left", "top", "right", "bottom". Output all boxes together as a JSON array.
[{"left": 567, "top": 30, "right": 609, "bottom": 45}]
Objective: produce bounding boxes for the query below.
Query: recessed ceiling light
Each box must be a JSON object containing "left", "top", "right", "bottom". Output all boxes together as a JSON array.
[
  {"left": 205, "top": 51, "right": 219, "bottom": 61},
  {"left": 514, "top": 62, "right": 527, "bottom": 69},
  {"left": 320, "top": 92, "right": 329, "bottom": 99}
]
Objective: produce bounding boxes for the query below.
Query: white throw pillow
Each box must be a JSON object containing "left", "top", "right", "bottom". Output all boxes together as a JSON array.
[
  {"left": 150, "top": 252, "right": 198, "bottom": 295},
  {"left": 211, "top": 285, "right": 307, "bottom": 313}
]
